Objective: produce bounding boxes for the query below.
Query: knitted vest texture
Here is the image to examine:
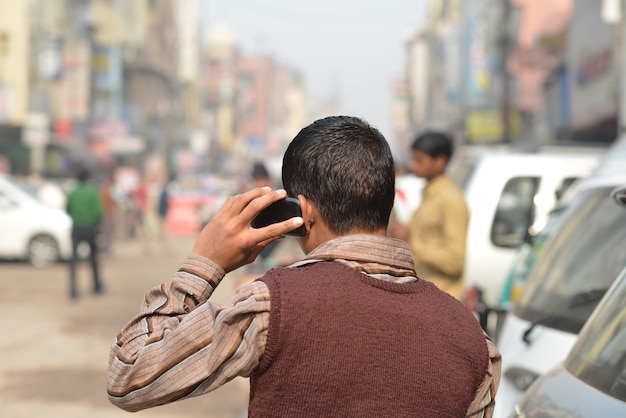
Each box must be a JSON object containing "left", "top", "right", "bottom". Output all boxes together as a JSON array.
[{"left": 249, "top": 261, "right": 488, "bottom": 417}]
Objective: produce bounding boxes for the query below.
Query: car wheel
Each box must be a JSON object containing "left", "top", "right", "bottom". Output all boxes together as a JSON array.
[{"left": 28, "top": 234, "right": 59, "bottom": 268}]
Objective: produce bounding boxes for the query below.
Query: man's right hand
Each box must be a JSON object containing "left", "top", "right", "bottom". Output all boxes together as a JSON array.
[{"left": 191, "top": 187, "right": 304, "bottom": 273}]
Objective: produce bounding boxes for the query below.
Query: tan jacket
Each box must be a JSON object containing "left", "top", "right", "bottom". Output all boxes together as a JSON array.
[{"left": 409, "top": 174, "right": 469, "bottom": 300}]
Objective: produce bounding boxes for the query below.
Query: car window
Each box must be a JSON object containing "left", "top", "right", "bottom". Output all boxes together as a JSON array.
[
  {"left": 12, "top": 179, "right": 38, "bottom": 199},
  {"left": 1, "top": 176, "right": 37, "bottom": 197},
  {"left": 514, "top": 186, "right": 626, "bottom": 334},
  {"left": 565, "top": 268, "right": 626, "bottom": 402},
  {"left": 0, "top": 178, "right": 29, "bottom": 210},
  {"left": 490, "top": 177, "right": 539, "bottom": 248},
  {"left": 555, "top": 176, "right": 579, "bottom": 201},
  {"left": 499, "top": 207, "right": 565, "bottom": 308}
]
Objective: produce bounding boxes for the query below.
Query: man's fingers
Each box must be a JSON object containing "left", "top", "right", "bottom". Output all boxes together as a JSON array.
[
  {"left": 252, "top": 217, "right": 304, "bottom": 242},
  {"left": 225, "top": 186, "right": 274, "bottom": 215},
  {"left": 241, "top": 188, "right": 288, "bottom": 219},
  {"left": 211, "top": 187, "right": 277, "bottom": 228}
]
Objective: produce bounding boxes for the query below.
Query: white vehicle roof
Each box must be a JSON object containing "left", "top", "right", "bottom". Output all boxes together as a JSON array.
[{"left": 560, "top": 135, "right": 626, "bottom": 203}]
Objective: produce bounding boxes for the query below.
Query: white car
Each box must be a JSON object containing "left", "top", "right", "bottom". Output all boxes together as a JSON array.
[{"left": 0, "top": 175, "right": 72, "bottom": 267}]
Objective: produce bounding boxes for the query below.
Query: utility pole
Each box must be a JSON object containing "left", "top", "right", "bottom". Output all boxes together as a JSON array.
[
  {"left": 619, "top": 0, "right": 626, "bottom": 135},
  {"left": 27, "top": 1, "right": 48, "bottom": 175},
  {"left": 498, "top": 0, "right": 513, "bottom": 143},
  {"left": 605, "top": 0, "right": 626, "bottom": 135},
  {"left": 0, "top": 30, "right": 9, "bottom": 121}
]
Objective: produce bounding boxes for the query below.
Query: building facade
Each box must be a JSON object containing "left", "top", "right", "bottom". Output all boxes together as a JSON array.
[{"left": 403, "top": 0, "right": 619, "bottom": 146}]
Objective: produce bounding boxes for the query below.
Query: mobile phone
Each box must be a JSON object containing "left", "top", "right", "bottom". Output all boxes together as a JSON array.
[{"left": 251, "top": 197, "right": 306, "bottom": 236}]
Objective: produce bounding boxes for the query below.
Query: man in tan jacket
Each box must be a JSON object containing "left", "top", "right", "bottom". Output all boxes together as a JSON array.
[{"left": 389, "top": 131, "right": 469, "bottom": 300}]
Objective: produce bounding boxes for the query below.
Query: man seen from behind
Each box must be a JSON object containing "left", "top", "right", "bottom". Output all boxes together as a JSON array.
[{"left": 107, "top": 116, "right": 500, "bottom": 416}]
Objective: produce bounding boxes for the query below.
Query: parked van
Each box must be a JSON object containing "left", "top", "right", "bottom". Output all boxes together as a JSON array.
[
  {"left": 446, "top": 144, "right": 604, "bottom": 333},
  {"left": 500, "top": 137, "right": 626, "bottom": 318},
  {"left": 493, "top": 137, "right": 626, "bottom": 418},
  {"left": 0, "top": 174, "right": 72, "bottom": 267},
  {"left": 509, "top": 185, "right": 626, "bottom": 418},
  {"left": 512, "top": 264, "right": 626, "bottom": 416}
]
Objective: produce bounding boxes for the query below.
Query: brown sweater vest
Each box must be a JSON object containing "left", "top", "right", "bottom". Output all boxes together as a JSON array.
[{"left": 249, "top": 261, "right": 488, "bottom": 417}]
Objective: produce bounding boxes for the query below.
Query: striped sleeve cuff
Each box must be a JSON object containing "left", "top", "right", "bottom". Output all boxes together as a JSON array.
[{"left": 177, "top": 253, "right": 226, "bottom": 291}]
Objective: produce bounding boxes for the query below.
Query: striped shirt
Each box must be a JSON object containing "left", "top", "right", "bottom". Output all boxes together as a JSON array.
[{"left": 107, "top": 234, "right": 501, "bottom": 416}]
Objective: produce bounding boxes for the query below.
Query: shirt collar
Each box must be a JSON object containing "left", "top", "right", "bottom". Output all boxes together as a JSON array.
[
  {"left": 423, "top": 173, "right": 454, "bottom": 196},
  {"left": 290, "top": 234, "right": 418, "bottom": 282}
]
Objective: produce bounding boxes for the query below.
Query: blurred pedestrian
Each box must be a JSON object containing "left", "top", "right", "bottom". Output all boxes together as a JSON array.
[
  {"left": 135, "top": 175, "right": 170, "bottom": 255},
  {"left": 129, "top": 182, "right": 145, "bottom": 239},
  {"left": 66, "top": 167, "right": 104, "bottom": 299},
  {"left": 99, "top": 171, "right": 118, "bottom": 256},
  {"left": 251, "top": 162, "right": 272, "bottom": 188},
  {"left": 156, "top": 176, "right": 172, "bottom": 251},
  {"left": 390, "top": 131, "right": 469, "bottom": 300},
  {"left": 157, "top": 178, "right": 170, "bottom": 223},
  {"left": 107, "top": 116, "right": 500, "bottom": 416}
]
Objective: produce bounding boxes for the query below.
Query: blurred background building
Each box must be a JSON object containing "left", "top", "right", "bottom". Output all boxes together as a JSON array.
[
  {"left": 0, "top": 0, "right": 307, "bottom": 183},
  {"left": 0, "top": 0, "right": 623, "bottom": 181},
  {"left": 397, "top": 0, "right": 621, "bottom": 152}
]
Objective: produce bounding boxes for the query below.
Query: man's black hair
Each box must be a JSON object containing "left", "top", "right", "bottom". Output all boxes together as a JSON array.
[
  {"left": 282, "top": 115, "right": 395, "bottom": 234},
  {"left": 252, "top": 162, "right": 270, "bottom": 179},
  {"left": 411, "top": 131, "right": 454, "bottom": 161},
  {"left": 76, "top": 166, "right": 90, "bottom": 182}
]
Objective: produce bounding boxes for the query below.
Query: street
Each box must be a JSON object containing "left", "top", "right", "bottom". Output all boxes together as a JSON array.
[{"left": 0, "top": 235, "right": 265, "bottom": 418}]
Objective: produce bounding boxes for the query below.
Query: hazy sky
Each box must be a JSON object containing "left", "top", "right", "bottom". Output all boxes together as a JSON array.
[{"left": 198, "top": 0, "right": 428, "bottom": 140}]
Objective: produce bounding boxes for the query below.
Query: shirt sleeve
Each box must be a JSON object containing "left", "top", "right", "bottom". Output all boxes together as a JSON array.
[
  {"left": 106, "top": 254, "right": 271, "bottom": 412},
  {"left": 465, "top": 332, "right": 502, "bottom": 418}
]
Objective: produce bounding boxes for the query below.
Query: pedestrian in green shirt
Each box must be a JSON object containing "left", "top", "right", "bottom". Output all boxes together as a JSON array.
[{"left": 66, "top": 167, "right": 104, "bottom": 299}]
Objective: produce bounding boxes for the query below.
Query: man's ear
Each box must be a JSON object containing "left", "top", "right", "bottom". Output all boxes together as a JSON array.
[
  {"left": 297, "top": 194, "right": 315, "bottom": 232},
  {"left": 435, "top": 155, "right": 448, "bottom": 173}
]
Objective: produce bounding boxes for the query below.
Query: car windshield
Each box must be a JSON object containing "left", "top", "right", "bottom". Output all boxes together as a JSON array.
[
  {"left": 499, "top": 207, "right": 566, "bottom": 308},
  {"left": 10, "top": 178, "right": 39, "bottom": 199},
  {"left": 565, "top": 267, "right": 626, "bottom": 402},
  {"left": 513, "top": 186, "right": 626, "bottom": 334}
]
